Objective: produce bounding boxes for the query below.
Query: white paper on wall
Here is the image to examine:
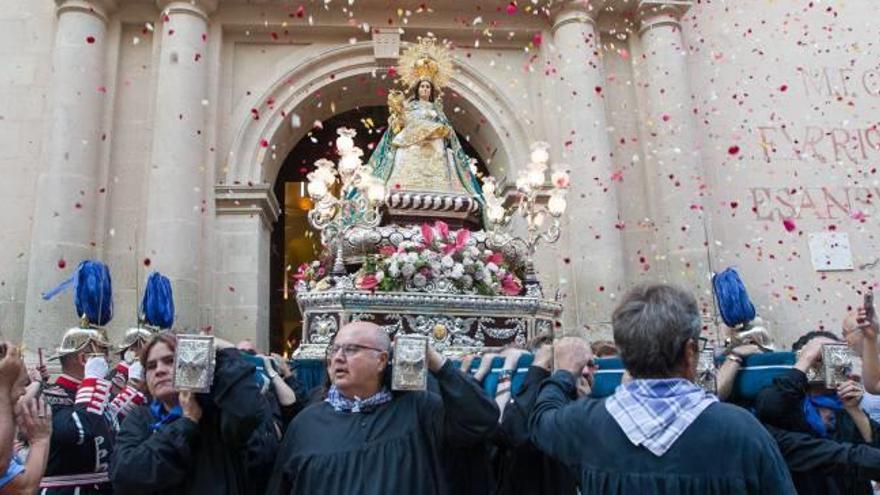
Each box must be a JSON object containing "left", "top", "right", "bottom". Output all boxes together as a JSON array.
[{"left": 808, "top": 232, "right": 854, "bottom": 272}]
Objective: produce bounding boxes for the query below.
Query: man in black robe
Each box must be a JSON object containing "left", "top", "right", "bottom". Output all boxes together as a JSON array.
[
  {"left": 267, "top": 321, "right": 499, "bottom": 495},
  {"left": 530, "top": 284, "right": 796, "bottom": 494},
  {"left": 494, "top": 339, "right": 577, "bottom": 495}
]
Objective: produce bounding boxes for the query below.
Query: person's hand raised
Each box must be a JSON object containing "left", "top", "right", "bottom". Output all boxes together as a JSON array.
[
  {"left": 838, "top": 380, "right": 864, "bottom": 410},
  {"left": 16, "top": 396, "right": 51, "bottom": 443},
  {"left": 179, "top": 391, "right": 202, "bottom": 423},
  {"left": 553, "top": 337, "right": 590, "bottom": 377},
  {"left": 0, "top": 344, "right": 23, "bottom": 394}
]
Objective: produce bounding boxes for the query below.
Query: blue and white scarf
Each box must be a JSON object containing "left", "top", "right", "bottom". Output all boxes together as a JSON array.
[
  {"left": 605, "top": 378, "right": 718, "bottom": 457},
  {"left": 325, "top": 385, "right": 393, "bottom": 413}
]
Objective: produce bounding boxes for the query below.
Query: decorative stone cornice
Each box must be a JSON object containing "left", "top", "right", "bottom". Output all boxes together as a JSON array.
[
  {"left": 156, "top": 0, "right": 217, "bottom": 20},
  {"left": 214, "top": 183, "right": 280, "bottom": 229},
  {"left": 56, "top": 0, "right": 117, "bottom": 22},
  {"left": 550, "top": 0, "right": 606, "bottom": 35},
  {"left": 637, "top": 0, "right": 692, "bottom": 36}
]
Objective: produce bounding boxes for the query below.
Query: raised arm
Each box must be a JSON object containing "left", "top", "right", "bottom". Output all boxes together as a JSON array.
[
  {"left": 211, "top": 347, "right": 263, "bottom": 448},
  {"left": 529, "top": 337, "right": 590, "bottom": 466},
  {"left": 426, "top": 348, "right": 499, "bottom": 445}
]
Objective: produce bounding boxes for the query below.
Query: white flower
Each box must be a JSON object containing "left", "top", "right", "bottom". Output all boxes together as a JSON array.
[
  {"left": 467, "top": 247, "right": 480, "bottom": 257},
  {"left": 451, "top": 264, "right": 464, "bottom": 279},
  {"left": 388, "top": 263, "right": 400, "bottom": 278},
  {"left": 441, "top": 255, "right": 454, "bottom": 268},
  {"left": 413, "top": 273, "right": 427, "bottom": 288},
  {"left": 405, "top": 252, "right": 418, "bottom": 264},
  {"left": 402, "top": 263, "right": 416, "bottom": 278},
  {"left": 486, "top": 262, "right": 499, "bottom": 273},
  {"left": 461, "top": 275, "right": 473, "bottom": 288},
  {"left": 429, "top": 261, "right": 441, "bottom": 274},
  {"left": 374, "top": 271, "right": 385, "bottom": 282}
]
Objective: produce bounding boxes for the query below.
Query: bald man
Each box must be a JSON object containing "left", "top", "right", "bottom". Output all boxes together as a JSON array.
[{"left": 267, "top": 322, "right": 499, "bottom": 495}]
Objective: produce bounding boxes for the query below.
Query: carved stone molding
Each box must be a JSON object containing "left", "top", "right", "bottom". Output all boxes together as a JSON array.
[
  {"left": 56, "top": 0, "right": 117, "bottom": 22},
  {"left": 637, "top": 0, "right": 693, "bottom": 35},
  {"left": 214, "top": 184, "right": 280, "bottom": 229},
  {"left": 156, "top": 0, "right": 218, "bottom": 20}
]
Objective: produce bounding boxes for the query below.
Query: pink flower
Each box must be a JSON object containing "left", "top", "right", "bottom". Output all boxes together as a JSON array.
[
  {"left": 420, "top": 223, "right": 434, "bottom": 246},
  {"left": 357, "top": 274, "right": 379, "bottom": 290},
  {"left": 501, "top": 274, "right": 523, "bottom": 296},
  {"left": 454, "top": 229, "right": 471, "bottom": 251},
  {"left": 379, "top": 245, "right": 397, "bottom": 257},
  {"left": 487, "top": 252, "right": 504, "bottom": 265},
  {"left": 434, "top": 220, "right": 449, "bottom": 239}
]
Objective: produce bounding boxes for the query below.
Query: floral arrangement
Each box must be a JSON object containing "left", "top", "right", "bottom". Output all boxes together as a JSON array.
[
  {"left": 292, "top": 260, "right": 327, "bottom": 292},
  {"left": 353, "top": 221, "right": 524, "bottom": 297}
]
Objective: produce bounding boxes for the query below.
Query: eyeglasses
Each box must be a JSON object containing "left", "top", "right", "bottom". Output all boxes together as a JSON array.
[
  {"left": 585, "top": 359, "right": 598, "bottom": 369},
  {"left": 327, "top": 343, "right": 386, "bottom": 359}
]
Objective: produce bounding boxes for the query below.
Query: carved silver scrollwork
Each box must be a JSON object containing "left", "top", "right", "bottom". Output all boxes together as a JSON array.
[
  {"left": 404, "top": 315, "right": 480, "bottom": 352},
  {"left": 476, "top": 317, "right": 527, "bottom": 346},
  {"left": 308, "top": 313, "right": 338, "bottom": 344},
  {"left": 351, "top": 313, "right": 403, "bottom": 337}
]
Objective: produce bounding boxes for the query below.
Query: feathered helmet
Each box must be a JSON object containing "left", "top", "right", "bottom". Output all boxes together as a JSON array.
[
  {"left": 43, "top": 260, "right": 114, "bottom": 360},
  {"left": 712, "top": 267, "right": 774, "bottom": 350},
  {"left": 397, "top": 37, "right": 454, "bottom": 93},
  {"left": 118, "top": 272, "right": 175, "bottom": 352}
]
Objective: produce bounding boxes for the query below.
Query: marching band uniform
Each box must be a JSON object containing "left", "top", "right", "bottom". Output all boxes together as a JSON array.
[{"left": 40, "top": 329, "right": 116, "bottom": 494}]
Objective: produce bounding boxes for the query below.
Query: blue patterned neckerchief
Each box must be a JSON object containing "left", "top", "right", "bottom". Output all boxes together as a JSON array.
[
  {"left": 149, "top": 400, "right": 182, "bottom": 432},
  {"left": 605, "top": 378, "right": 718, "bottom": 457},
  {"left": 325, "top": 385, "right": 393, "bottom": 413},
  {"left": 803, "top": 394, "right": 844, "bottom": 438}
]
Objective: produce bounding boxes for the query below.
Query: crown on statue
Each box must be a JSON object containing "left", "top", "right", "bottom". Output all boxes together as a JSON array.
[{"left": 397, "top": 37, "right": 454, "bottom": 90}]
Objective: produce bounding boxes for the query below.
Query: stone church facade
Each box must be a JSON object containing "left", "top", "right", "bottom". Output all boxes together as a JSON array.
[{"left": 1, "top": 0, "right": 878, "bottom": 353}]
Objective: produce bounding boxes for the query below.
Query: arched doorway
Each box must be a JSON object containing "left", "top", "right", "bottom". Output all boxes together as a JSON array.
[
  {"left": 215, "top": 42, "right": 534, "bottom": 352},
  {"left": 268, "top": 106, "right": 491, "bottom": 354}
]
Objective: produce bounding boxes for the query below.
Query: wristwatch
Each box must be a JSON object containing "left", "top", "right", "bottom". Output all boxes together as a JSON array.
[
  {"left": 267, "top": 369, "right": 279, "bottom": 380},
  {"left": 726, "top": 353, "right": 744, "bottom": 365}
]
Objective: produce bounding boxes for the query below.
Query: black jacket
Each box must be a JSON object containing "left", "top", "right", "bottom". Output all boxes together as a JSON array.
[
  {"left": 755, "top": 368, "right": 880, "bottom": 495},
  {"left": 110, "top": 348, "right": 264, "bottom": 494}
]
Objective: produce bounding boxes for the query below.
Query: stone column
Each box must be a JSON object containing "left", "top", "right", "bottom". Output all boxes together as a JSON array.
[
  {"left": 213, "top": 185, "right": 279, "bottom": 350},
  {"left": 551, "top": 1, "right": 626, "bottom": 333},
  {"left": 142, "top": 0, "right": 215, "bottom": 331},
  {"left": 23, "top": 0, "right": 115, "bottom": 352},
  {"left": 636, "top": 0, "right": 712, "bottom": 308}
]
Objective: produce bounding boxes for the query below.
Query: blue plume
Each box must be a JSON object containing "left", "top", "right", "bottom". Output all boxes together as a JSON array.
[
  {"left": 75, "top": 260, "right": 113, "bottom": 326},
  {"left": 43, "top": 260, "right": 113, "bottom": 326},
  {"left": 141, "top": 272, "right": 174, "bottom": 329},
  {"left": 712, "top": 267, "right": 756, "bottom": 328}
]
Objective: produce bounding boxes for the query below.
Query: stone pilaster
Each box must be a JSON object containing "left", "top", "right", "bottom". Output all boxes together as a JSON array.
[
  {"left": 141, "top": 0, "right": 216, "bottom": 331},
  {"left": 551, "top": 0, "right": 626, "bottom": 333},
  {"left": 22, "top": 0, "right": 116, "bottom": 353},
  {"left": 635, "top": 0, "right": 712, "bottom": 310}
]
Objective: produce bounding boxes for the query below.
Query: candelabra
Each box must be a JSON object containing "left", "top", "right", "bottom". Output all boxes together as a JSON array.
[
  {"left": 305, "top": 128, "right": 386, "bottom": 287},
  {"left": 484, "top": 142, "right": 569, "bottom": 297}
]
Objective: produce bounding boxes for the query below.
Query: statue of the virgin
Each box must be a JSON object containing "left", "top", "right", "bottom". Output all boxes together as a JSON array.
[{"left": 367, "top": 38, "right": 484, "bottom": 221}]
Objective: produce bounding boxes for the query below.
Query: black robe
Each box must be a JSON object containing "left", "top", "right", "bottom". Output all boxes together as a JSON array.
[
  {"left": 530, "top": 370, "right": 796, "bottom": 494},
  {"left": 495, "top": 366, "right": 577, "bottom": 495},
  {"left": 109, "top": 348, "right": 263, "bottom": 495},
  {"left": 755, "top": 368, "right": 880, "bottom": 495},
  {"left": 768, "top": 425, "right": 880, "bottom": 481},
  {"left": 267, "top": 360, "right": 499, "bottom": 495}
]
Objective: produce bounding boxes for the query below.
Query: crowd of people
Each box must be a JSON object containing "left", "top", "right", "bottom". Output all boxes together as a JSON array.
[{"left": 1, "top": 282, "right": 880, "bottom": 493}]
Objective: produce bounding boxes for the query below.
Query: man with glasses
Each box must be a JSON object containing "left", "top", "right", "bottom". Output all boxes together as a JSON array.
[{"left": 268, "top": 321, "right": 499, "bottom": 495}]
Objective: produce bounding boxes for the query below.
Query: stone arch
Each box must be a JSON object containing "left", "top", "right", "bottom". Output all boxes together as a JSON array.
[{"left": 223, "top": 41, "right": 533, "bottom": 187}]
